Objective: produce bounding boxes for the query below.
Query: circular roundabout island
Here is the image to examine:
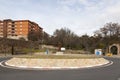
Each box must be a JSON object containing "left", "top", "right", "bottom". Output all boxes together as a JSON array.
[{"left": 5, "top": 55, "right": 109, "bottom": 70}]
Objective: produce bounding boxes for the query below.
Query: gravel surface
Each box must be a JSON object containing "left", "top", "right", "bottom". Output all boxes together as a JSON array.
[{"left": 6, "top": 58, "right": 109, "bottom": 68}]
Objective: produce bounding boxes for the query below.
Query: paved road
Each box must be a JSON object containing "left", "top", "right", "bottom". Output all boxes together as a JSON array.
[{"left": 0, "top": 57, "right": 120, "bottom": 80}]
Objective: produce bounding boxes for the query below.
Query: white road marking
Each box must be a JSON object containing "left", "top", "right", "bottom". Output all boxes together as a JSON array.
[{"left": 102, "top": 61, "right": 113, "bottom": 67}]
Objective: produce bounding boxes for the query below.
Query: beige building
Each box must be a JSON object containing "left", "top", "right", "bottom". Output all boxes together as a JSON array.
[{"left": 0, "top": 19, "right": 43, "bottom": 40}]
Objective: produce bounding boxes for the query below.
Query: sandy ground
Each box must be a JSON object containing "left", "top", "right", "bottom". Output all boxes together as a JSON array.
[{"left": 6, "top": 58, "right": 109, "bottom": 68}]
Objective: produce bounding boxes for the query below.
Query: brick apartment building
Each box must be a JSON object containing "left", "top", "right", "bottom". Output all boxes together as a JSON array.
[{"left": 0, "top": 19, "right": 43, "bottom": 40}]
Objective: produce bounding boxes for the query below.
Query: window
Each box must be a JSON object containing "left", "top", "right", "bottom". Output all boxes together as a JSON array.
[
  {"left": 12, "top": 28, "right": 15, "bottom": 30},
  {"left": 11, "top": 31, "right": 15, "bottom": 33},
  {"left": 12, "top": 25, "right": 14, "bottom": 27}
]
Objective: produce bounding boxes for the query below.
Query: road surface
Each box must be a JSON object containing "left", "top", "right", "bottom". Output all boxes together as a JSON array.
[{"left": 0, "top": 57, "right": 120, "bottom": 80}]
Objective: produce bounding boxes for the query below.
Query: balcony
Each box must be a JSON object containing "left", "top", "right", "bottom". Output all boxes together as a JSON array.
[{"left": 0, "top": 23, "right": 3, "bottom": 25}]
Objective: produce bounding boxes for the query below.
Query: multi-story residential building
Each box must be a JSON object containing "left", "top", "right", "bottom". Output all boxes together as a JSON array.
[{"left": 0, "top": 19, "right": 43, "bottom": 41}]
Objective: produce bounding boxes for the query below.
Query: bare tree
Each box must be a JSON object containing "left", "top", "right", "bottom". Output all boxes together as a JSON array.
[{"left": 53, "top": 28, "right": 78, "bottom": 49}]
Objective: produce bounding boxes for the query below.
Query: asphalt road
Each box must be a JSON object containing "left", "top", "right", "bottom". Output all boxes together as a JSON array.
[{"left": 0, "top": 57, "right": 120, "bottom": 80}]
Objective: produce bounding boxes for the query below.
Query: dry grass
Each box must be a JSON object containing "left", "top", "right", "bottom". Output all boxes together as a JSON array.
[{"left": 15, "top": 54, "right": 101, "bottom": 59}]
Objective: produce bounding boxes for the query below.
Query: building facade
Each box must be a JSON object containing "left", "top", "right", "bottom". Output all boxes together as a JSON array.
[{"left": 0, "top": 19, "right": 43, "bottom": 40}]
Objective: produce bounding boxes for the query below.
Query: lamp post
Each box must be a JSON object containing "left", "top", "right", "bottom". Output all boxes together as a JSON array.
[
  {"left": 3, "top": 38, "right": 7, "bottom": 56},
  {"left": 11, "top": 40, "right": 14, "bottom": 55},
  {"left": 11, "top": 45, "right": 14, "bottom": 55}
]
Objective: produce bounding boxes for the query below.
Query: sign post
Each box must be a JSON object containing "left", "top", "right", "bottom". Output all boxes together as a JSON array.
[{"left": 95, "top": 49, "right": 102, "bottom": 56}]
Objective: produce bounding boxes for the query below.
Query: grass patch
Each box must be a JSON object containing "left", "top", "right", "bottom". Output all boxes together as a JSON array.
[
  {"left": 16, "top": 54, "right": 101, "bottom": 59},
  {"left": 21, "top": 48, "right": 46, "bottom": 53}
]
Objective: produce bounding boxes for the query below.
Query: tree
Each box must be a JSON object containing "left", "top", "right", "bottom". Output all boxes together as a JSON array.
[
  {"left": 42, "top": 31, "right": 50, "bottom": 44},
  {"left": 99, "top": 22, "right": 120, "bottom": 37},
  {"left": 93, "top": 22, "right": 120, "bottom": 52},
  {"left": 53, "top": 27, "right": 78, "bottom": 49},
  {"left": 19, "top": 37, "right": 26, "bottom": 41},
  {"left": 28, "top": 30, "right": 42, "bottom": 41}
]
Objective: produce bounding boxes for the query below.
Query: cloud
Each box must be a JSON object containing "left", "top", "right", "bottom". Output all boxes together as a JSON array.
[
  {"left": 45, "top": 0, "right": 120, "bottom": 35},
  {"left": 0, "top": 0, "right": 120, "bottom": 36}
]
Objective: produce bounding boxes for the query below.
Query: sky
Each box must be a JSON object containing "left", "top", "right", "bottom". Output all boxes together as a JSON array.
[{"left": 0, "top": 0, "right": 120, "bottom": 36}]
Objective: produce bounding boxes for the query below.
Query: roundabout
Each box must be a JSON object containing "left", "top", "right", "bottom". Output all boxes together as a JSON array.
[
  {"left": 0, "top": 56, "right": 119, "bottom": 80},
  {"left": 0, "top": 54, "right": 110, "bottom": 70},
  {"left": 0, "top": 57, "right": 110, "bottom": 70}
]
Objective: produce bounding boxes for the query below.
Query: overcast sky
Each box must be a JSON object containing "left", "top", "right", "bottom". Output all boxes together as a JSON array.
[{"left": 0, "top": 0, "right": 120, "bottom": 36}]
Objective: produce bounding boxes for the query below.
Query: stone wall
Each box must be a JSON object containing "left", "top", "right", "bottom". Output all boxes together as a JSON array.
[{"left": 109, "top": 44, "right": 120, "bottom": 55}]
